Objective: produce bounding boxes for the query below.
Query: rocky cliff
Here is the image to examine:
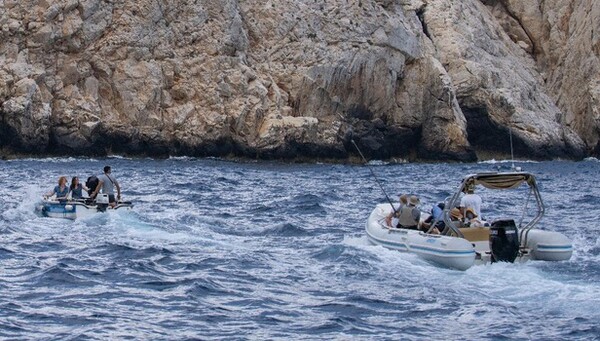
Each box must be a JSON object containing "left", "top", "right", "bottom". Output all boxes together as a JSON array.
[{"left": 0, "top": 0, "right": 597, "bottom": 161}]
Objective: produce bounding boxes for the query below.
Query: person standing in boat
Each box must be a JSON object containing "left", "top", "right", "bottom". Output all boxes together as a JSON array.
[
  {"left": 396, "top": 195, "right": 421, "bottom": 230},
  {"left": 69, "top": 177, "right": 88, "bottom": 200},
  {"left": 385, "top": 194, "right": 409, "bottom": 227},
  {"left": 44, "top": 176, "right": 69, "bottom": 200},
  {"left": 460, "top": 183, "right": 482, "bottom": 218},
  {"left": 90, "top": 166, "right": 121, "bottom": 208}
]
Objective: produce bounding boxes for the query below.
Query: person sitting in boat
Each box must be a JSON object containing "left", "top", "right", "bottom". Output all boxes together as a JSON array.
[
  {"left": 385, "top": 194, "right": 408, "bottom": 227},
  {"left": 69, "top": 176, "right": 88, "bottom": 200},
  {"left": 463, "top": 207, "right": 488, "bottom": 227},
  {"left": 44, "top": 176, "right": 69, "bottom": 201},
  {"left": 90, "top": 165, "right": 121, "bottom": 208},
  {"left": 395, "top": 195, "right": 421, "bottom": 230},
  {"left": 421, "top": 202, "right": 445, "bottom": 234},
  {"left": 460, "top": 183, "right": 482, "bottom": 218},
  {"left": 449, "top": 207, "right": 465, "bottom": 228}
]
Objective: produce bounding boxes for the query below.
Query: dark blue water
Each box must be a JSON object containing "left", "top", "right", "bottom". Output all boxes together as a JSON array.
[{"left": 1, "top": 157, "right": 599, "bottom": 340}]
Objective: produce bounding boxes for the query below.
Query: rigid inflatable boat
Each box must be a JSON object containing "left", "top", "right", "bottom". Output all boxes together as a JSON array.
[
  {"left": 365, "top": 172, "right": 573, "bottom": 270},
  {"left": 37, "top": 194, "right": 133, "bottom": 220}
]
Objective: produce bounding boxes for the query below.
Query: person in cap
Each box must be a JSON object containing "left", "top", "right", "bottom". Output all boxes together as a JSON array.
[
  {"left": 460, "top": 183, "right": 482, "bottom": 218},
  {"left": 385, "top": 194, "right": 409, "bottom": 227},
  {"left": 395, "top": 195, "right": 421, "bottom": 230},
  {"left": 90, "top": 165, "right": 121, "bottom": 208}
]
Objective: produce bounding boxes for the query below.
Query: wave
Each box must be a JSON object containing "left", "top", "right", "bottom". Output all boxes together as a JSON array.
[
  {"left": 2, "top": 158, "right": 600, "bottom": 339},
  {"left": 167, "top": 155, "right": 198, "bottom": 161},
  {"left": 6, "top": 156, "right": 97, "bottom": 163},
  {"left": 478, "top": 158, "right": 540, "bottom": 164},
  {"left": 105, "top": 154, "right": 132, "bottom": 160},
  {"left": 258, "top": 223, "right": 309, "bottom": 237}
]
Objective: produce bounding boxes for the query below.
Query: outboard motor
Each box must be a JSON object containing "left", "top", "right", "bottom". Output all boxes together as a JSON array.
[
  {"left": 95, "top": 193, "right": 109, "bottom": 212},
  {"left": 489, "top": 219, "right": 519, "bottom": 263}
]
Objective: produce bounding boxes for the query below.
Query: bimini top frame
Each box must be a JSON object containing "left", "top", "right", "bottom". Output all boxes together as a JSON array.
[{"left": 441, "top": 172, "right": 545, "bottom": 239}]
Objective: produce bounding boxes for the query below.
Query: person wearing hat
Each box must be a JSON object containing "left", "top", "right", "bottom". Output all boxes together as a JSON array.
[
  {"left": 464, "top": 207, "right": 487, "bottom": 227},
  {"left": 449, "top": 207, "right": 465, "bottom": 228},
  {"left": 385, "top": 194, "right": 409, "bottom": 227},
  {"left": 395, "top": 195, "right": 421, "bottom": 230}
]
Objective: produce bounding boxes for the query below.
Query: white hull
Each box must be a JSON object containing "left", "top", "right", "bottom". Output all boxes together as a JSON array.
[
  {"left": 366, "top": 204, "right": 475, "bottom": 270},
  {"left": 37, "top": 199, "right": 133, "bottom": 220},
  {"left": 366, "top": 203, "right": 572, "bottom": 270}
]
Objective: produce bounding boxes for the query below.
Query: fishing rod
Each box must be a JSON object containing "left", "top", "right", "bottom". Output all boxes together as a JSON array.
[{"left": 350, "top": 139, "right": 397, "bottom": 213}]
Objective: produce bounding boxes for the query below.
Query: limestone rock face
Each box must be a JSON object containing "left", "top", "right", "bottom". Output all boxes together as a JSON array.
[
  {"left": 490, "top": 0, "right": 600, "bottom": 153},
  {"left": 0, "top": 0, "right": 596, "bottom": 160},
  {"left": 423, "top": 0, "right": 585, "bottom": 158}
]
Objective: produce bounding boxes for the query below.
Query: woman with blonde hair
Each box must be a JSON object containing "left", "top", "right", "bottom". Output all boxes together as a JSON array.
[{"left": 45, "top": 176, "right": 69, "bottom": 200}]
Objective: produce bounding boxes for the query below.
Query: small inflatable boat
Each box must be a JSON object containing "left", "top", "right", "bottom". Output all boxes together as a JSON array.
[
  {"left": 37, "top": 194, "right": 133, "bottom": 220},
  {"left": 365, "top": 172, "right": 573, "bottom": 270}
]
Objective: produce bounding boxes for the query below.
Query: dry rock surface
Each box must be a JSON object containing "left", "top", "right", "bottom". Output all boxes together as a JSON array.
[{"left": 0, "top": 0, "right": 597, "bottom": 161}]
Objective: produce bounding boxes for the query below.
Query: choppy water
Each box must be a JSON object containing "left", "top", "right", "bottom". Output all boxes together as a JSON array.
[{"left": 1, "top": 157, "right": 599, "bottom": 340}]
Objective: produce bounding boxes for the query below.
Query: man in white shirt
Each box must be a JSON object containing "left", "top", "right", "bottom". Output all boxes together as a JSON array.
[{"left": 460, "top": 184, "right": 482, "bottom": 218}]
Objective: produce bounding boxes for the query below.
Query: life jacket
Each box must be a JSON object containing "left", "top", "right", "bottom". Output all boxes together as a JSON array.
[{"left": 398, "top": 205, "right": 419, "bottom": 227}]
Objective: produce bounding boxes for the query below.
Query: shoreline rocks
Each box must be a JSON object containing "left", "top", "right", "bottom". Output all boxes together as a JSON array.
[{"left": 0, "top": 0, "right": 597, "bottom": 162}]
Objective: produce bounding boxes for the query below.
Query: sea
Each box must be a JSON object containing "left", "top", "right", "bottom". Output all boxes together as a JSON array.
[{"left": 0, "top": 157, "right": 599, "bottom": 340}]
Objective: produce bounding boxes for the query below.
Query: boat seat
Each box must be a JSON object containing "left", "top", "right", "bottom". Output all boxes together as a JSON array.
[{"left": 459, "top": 227, "right": 490, "bottom": 242}]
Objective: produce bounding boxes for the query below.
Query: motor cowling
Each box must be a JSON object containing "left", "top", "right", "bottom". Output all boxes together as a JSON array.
[{"left": 490, "top": 219, "right": 519, "bottom": 263}]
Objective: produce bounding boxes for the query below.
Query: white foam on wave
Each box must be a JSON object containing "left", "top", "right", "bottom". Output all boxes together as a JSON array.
[
  {"left": 341, "top": 234, "right": 371, "bottom": 247},
  {"left": 571, "top": 233, "right": 600, "bottom": 262},
  {"left": 168, "top": 156, "right": 197, "bottom": 161},
  {"left": 66, "top": 210, "right": 230, "bottom": 253},
  {"left": 366, "top": 160, "right": 390, "bottom": 166},
  {"left": 478, "top": 158, "right": 540, "bottom": 164},
  {"left": 343, "top": 233, "right": 600, "bottom": 322},
  {"left": 1, "top": 185, "right": 46, "bottom": 222},
  {"left": 106, "top": 154, "right": 132, "bottom": 160},
  {"left": 342, "top": 234, "right": 442, "bottom": 275},
  {"left": 465, "top": 262, "right": 600, "bottom": 317},
  {"left": 6, "top": 156, "right": 94, "bottom": 163},
  {"left": 584, "top": 157, "right": 599, "bottom": 162}
]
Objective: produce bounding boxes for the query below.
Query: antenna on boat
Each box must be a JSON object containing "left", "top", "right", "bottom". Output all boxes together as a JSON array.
[
  {"left": 351, "top": 139, "right": 397, "bottom": 213},
  {"left": 509, "top": 128, "right": 515, "bottom": 170},
  {"left": 509, "top": 128, "right": 522, "bottom": 172}
]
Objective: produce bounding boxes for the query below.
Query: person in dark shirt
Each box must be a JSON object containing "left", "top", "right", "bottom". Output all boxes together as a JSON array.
[{"left": 69, "top": 176, "right": 88, "bottom": 200}]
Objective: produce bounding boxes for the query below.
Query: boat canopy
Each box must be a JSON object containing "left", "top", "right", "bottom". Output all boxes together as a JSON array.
[
  {"left": 439, "top": 172, "right": 544, "bottom": 241},
  {"left": 465, "top": 172, "right": 537, "bottom": 190}
]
